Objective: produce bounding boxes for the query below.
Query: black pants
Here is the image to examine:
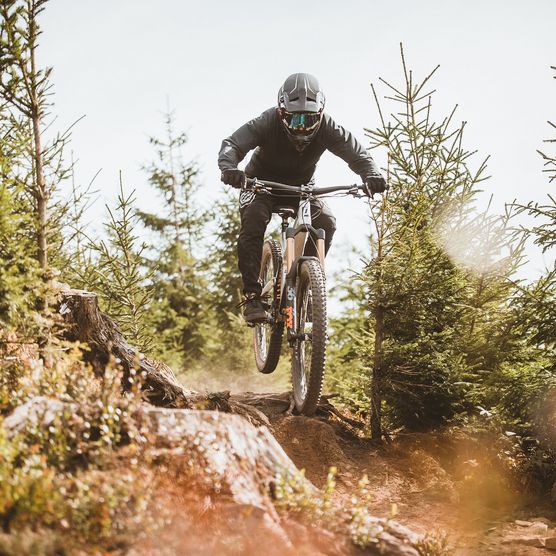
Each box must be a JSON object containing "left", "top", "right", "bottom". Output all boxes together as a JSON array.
[{"left": 238, "top": 192, "right": 337, "bottom": 295}]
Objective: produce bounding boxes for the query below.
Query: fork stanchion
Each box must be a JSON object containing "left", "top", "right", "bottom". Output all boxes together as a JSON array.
[
  {"left": 286, "top": 228, "right": 295, "bottom": 273},
  {"left": 317, "top": 238, "right": 325, "bottom": 271}
]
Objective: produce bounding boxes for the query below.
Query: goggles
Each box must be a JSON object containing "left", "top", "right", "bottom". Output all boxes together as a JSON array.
[{"left": 281, "top": 110, "right": 322, "bottom": 135}]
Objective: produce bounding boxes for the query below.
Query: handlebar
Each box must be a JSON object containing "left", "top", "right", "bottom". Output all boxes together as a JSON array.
[{"left": 243, "top": 177, "right": 366, "bottom": 197}]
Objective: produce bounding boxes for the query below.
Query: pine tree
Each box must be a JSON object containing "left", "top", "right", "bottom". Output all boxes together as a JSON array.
[
  {"left": 0, "top": 0, "right": 73, "bottom": 366},
  {"left": 137, "top": 109, "right": 209, "bottom": 365},
  {"left": 209, "top": 190, "right": 243, "bottom": 322},
  {"left": 0, "top": 110, "right": 39, "bottom": 328},
  {"left": 205, "top": 188, "right": 257, "bottom": 371},
  {"left": 360, "top": 46, "right": 526, "bottom": 437},
  {"left": 538, "top": 66, "right": 556, "bottom": 184},
  {"left": 83, "top": 179, "right": 154, "bottom": 352},
  {"left": 485, "top": 65, "right": 556, "bottom": 454},
  {"left": 0, "top": 0, "right": 70, "bottom": 271},
  {"left": 58, "top": 154, "right": 99, "bottom": 289},
  {"left": 327, "top": 261, "right": 369, "bottom": 416},
  {"left": 514, "top": 65, "right": 556, "bottom": 369}
]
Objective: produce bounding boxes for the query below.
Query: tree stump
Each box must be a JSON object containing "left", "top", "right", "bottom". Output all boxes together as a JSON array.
[{"left": 57, "top": 285, "right": 195, "bottom": 408}]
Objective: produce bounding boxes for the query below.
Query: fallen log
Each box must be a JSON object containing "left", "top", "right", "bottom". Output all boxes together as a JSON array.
[
  {"left": 231, "top": 391, "right": 365, "bottom": 429},
  {"left": 57, "top": 285, "right": 195, "bottom": 408}
]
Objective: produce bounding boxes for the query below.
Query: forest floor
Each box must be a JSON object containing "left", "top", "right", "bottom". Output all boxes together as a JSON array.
[
  {"left": 267, "top": 407, "right": 556, "bottom": 555},
  {"left": 181, "top": 360, "right": 555, "bottom": 554}
]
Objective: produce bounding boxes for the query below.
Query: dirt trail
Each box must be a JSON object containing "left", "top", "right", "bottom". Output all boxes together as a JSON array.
[{"left": 270, "top": 412, "right": 556, "bottom": 555}]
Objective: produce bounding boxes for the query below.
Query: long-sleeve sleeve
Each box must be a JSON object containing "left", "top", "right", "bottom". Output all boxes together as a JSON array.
[
  {"left": 218, "top": 109, "right": 272, "bottom": 171},
  {"left": 323, "top": 115, "right": 382, "bottom": 179}
]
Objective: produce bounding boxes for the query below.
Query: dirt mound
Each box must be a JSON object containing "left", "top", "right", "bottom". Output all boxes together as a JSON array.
[
  {"left": 272, "top": 415, "right": 353, "bottom": 484},
  {"left": 269, "top": 411, "right": 556, "bottom": 555},
  {"left": 271, "top": 415, "right": 455, "bottom": 528},
  {"left": 141, "top": 487, "right": 357, "bottom": 556}
]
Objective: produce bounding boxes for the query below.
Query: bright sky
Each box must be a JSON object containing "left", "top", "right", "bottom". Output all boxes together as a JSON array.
[{"left": 40, "top": 0, "right": 555, "bottom": 284}]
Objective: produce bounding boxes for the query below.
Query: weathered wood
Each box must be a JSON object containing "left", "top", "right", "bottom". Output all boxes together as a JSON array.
[
  {"left": 230, "top": 391, "right": 365, "bottom": 430},
  {"left": 55, "top": 287, "right": 289, "bottom": 423},
  {"left": 57, "top": 285, "right": 195, "bottom": 408}
]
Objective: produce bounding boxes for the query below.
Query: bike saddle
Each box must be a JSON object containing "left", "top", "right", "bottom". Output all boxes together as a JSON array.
[{"left": 276, "top": 207, "right": 296, "bottom": 220}]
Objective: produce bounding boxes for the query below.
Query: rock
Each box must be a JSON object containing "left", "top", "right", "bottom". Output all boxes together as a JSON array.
[
  {"left": 1, "top": 399, "right": 425, "bottom": 555},
  {"left": 528, "top": 521, "right": 549, "bottom": 534},
  {"left": 502, "top": 536, "right": 546, "bottom": 547},
  {"left": 143, "top": 407, "right": 300, "bottom": 513},
  {"left": 512, "top": 520, "right": 549, "bottom": 534},
  {"left": 545, "top": 537, "right": 556, "bottom": 550},
  {"left": 2, "top": 396, "right": 74, "bottom": 434},
  {"left": 529, "top": 516, "right": 552, "bottom": 525}
]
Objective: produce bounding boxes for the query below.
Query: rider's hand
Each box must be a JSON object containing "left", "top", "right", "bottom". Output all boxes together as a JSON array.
[
  {"left": 363, "top": 175, "right": 388, "bottom": 197},
  {"left": 221, "top": 169, "right": 246, "bottom": 189}
]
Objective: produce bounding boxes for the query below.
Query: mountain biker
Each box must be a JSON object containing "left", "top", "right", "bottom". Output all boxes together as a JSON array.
[{"left": 218, "top": 72, "right": 387, "bottom": 324}]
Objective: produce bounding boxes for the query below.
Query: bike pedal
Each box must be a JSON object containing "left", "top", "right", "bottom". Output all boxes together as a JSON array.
[{"left": 245, "top": 316, "right": 272, "bottom": 327}]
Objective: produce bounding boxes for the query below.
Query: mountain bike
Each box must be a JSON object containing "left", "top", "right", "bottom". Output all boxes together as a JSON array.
[{"left": 244, "top": 177, "right": 367, "bottom": 416}]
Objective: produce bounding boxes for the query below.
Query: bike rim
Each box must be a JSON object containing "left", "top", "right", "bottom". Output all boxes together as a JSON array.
[
  {"left": 295, "top": 286, "right": 313, "bottom": 402},
  {"left": 255, "top": 255, "right": 273, "bottom": 357}
]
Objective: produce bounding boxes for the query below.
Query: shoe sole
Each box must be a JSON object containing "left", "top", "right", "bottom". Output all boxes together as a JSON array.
[{"left": 244, "top": 313, "right": 269, "bottom": 324}]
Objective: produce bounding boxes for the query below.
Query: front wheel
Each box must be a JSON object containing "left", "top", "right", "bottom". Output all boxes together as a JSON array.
[{"left": 291, "top": 259, "right": 327, "bottom": 415}]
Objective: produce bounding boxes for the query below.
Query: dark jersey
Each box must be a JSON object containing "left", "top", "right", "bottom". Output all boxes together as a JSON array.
[{"left": 218, "top": 107, "right": 380, "bottom": 186}]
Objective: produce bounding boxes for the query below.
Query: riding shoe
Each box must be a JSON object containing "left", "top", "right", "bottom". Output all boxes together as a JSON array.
[{"left": 242, "top": 294, "right": 268, "bottom": 324}]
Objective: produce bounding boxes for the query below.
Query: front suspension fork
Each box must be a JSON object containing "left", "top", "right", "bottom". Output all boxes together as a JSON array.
[{"left": 282, "top": 275, "right": 298, "bottom": 345}]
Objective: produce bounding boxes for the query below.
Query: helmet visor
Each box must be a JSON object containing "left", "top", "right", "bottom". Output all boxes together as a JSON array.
[{"left": 281, "top": 111, "right": 321, "bottom": 135}]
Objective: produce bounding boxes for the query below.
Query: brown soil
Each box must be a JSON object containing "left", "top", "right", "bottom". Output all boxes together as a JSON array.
[
  {"left": 143, "top": 482, "right": 357, "bottom": 556},
  {"left": 126, "top": 397, "right": 554, "bottom": 555},
  {"left": 270, "top": 414, "right": 555, "bottom": 555}
]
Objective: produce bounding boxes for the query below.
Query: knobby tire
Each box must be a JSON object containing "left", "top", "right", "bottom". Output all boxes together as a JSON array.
[
  {"left": 292, "top": 259, "right": 327, "bottom": 415},
  {"left": 253, "top": 240, "right": 284, "bottom": 374}
]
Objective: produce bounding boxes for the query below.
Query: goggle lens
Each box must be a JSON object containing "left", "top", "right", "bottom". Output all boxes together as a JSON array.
[{"left": 282, "top": 111, "right": 321, "bottom": 134}]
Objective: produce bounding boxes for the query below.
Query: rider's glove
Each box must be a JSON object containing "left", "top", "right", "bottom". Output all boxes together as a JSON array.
[
  {"left": 221, "top": 169, "right": 246, "bottom": 189},
  {"left": 363, "top": 174, "right": 388, "bottom": 197}
]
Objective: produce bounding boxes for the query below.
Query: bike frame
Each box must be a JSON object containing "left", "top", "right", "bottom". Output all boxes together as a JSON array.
[
  {"left": 248, "top": 178, "right": 363, "bottom": 342},
  {"left": 279, "top": 194, "right": 323, "bottom": 342}
]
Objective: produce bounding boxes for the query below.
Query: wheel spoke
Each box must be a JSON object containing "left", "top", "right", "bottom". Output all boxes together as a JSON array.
[{"left": 260, "top": 277, "right": 274, "bottom": 297}]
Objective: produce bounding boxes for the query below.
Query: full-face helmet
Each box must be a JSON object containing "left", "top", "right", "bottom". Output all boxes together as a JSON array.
[{"left": 277, "top": 73, "right": 325, "bottom": 150}]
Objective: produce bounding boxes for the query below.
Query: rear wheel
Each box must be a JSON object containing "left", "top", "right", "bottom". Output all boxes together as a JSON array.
[
  {"left": 253, "top": 240, "right": 284, "bottom": 374},
  {"left": 291, "top": 259, "right": 327, "bottom": 415}
]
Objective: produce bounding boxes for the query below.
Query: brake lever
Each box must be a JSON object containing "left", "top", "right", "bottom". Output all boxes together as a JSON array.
[
  {"left": 242, "top": 178, "right": 257, "bottom": 192},
  {"left": 349, "top": 185, "right": 367, "bottom": 198},
  {"left": 243, "top": 178, "right": 271, "bottom": 195}
]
